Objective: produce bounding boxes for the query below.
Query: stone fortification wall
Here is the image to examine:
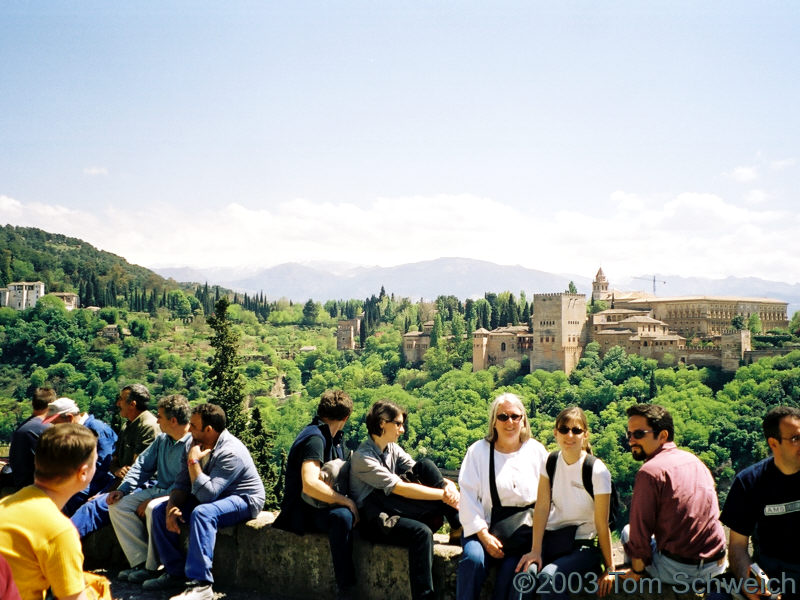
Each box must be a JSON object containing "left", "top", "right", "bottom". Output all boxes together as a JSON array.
[{"left": 745, "top": 348, "right": 798, "bottom": 362}]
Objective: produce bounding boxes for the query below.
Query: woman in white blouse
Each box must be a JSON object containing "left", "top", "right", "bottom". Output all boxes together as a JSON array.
[{"left": 457, "top": 393, "right": 548, "bottom": 600}]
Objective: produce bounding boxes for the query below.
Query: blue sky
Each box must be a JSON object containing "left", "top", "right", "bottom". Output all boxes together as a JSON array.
[{"left": 1, "top": 1, "right": 798, "bottom": 284}]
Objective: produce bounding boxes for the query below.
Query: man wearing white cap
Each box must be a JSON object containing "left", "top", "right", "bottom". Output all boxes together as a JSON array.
[{"left": 44, "top": 398, "right": 119, "bottom": 516}]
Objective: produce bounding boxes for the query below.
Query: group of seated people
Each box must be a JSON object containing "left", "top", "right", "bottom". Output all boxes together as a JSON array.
[
  {"left": 0, "top": 384, "right": 265, "bottom": 600},
  {"left": 276, "top": 390, "right": 800, "bottom": 600},
  {"left": 0, "top": 383, "right": 798, "bottom": 600}
]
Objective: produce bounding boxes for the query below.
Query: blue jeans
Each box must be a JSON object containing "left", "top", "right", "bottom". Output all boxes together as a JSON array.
[
  {"left": 151, "top": 495, "right": 252, "bottom": 584},
  {"left": 307, "top": 505, "right": 356, "bottom": 590},
  {"left": 70, "top": 493, "right": 111, "bottom": 538},
  {"left": 63, "top": 471, "right": 116, "bottom": 517},
  {"left": 536, "top": 544, "right": 602, "bottom": 600},
  {"left": 456, "top": 535, "right": 521, "bottom": 600}
]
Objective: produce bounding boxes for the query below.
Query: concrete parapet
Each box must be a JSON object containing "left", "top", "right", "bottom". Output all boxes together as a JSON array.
[{"left": 83, "top": 512, "right": 701, "bottom": 600}]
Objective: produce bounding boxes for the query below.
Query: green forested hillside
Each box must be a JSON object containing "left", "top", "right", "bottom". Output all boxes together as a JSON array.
[
  {"left": 2, "top": 226, "right": 800, "bottom": 517},
  {"left": 1, "top": 225, "right": 169, "bottom": 302}
]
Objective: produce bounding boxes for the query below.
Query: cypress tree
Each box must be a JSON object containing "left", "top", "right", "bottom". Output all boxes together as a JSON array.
[
  {"left": 241, "top": 407, "right": 280, "bottom": 509},
  {"left": 207, "top": 297, "right": 247, "bottom": 436},
  {"left": 430, "top": 314, "right": 443, "bottom": 348}
]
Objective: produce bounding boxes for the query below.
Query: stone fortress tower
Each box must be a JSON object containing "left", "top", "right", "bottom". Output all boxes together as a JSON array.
[
  {"left": 462, "top": 268, "right": 790, "bottom": 376},
  {"left": 531, "top": 293, "right": 588, "bottom": 373},
  {"left": 592, "top": 267, "right": 609, "bottom": 302}
]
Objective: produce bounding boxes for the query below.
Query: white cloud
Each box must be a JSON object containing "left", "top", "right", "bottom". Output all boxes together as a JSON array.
[
  {"left": 83, "top": 166, "right": 109, "bottom": 176},
  {"left": 1, "top": 191, "right": 798, "bottom": 285},
  {"left": 610, "top": 190, "right": 645, "bottom": 212},
  {"left": 744, "top": 190, "right": 769, "bottom": 205},
  {"left": 725, "top": 166, "right": 759, "bottom": 183},
  {"left": 770, "top": 158, "right": 796, "bottom": 171},
  {"left": 0, "top": 195, "right": 23, "bottom": 215}
]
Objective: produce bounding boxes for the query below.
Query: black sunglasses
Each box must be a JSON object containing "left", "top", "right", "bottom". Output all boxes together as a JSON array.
[
  {"left": 557, "top": 426, "right": 584, "bottom": 435},
  {"left": 497, "top": 413, "right": 523, "bottom": 422},
  {"left": 626, "top": 429, "right": 654, "bottom": 440}
]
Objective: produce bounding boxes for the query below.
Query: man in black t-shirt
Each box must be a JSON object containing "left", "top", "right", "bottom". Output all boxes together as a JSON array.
[
  {"left": 8, "top": 388, "right": 56, "bottom": 490},
  {"left": 720, "top": 405, "right": 800, "bottom": 600},
  {"left": 274, "top": 390, "right": 358, "bottom": 600}
]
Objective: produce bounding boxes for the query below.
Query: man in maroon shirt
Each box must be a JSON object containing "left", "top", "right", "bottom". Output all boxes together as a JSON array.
[{"left": 620, "top": 404, "right": 726, "bottom": 585}]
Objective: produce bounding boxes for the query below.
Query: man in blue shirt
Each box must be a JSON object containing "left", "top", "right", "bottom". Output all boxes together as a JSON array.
[
  {"left": 42, "top": 397, "right": 118, "bottom": 516},
  {"left": 108, "top": 394, "right": 193, "bottom": 583},
  {"left": 143, "top": 403, "right": 265, "bottom": 600}
]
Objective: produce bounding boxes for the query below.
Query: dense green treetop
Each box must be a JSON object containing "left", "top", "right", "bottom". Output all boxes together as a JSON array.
[{"left": 3, "top": 229, "right": 800, "bottom": 518}]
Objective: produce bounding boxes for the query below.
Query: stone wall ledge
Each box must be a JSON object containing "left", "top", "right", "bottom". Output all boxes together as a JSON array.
[{"left": 84, "top": 511, "right": 703, "bottom": 600}]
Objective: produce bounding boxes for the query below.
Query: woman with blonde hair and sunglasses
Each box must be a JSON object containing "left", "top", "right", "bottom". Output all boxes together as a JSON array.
[
  {"left": 457, "top": 393, "right": 547, "bottom": 600},
  {"left": 516, "top": 406, "right": 615, "bottom": 599}
]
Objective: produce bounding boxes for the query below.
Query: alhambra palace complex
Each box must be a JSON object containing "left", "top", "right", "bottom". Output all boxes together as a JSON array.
[{"left": 340, "top": 269, "right": 790, "bottom": 374}]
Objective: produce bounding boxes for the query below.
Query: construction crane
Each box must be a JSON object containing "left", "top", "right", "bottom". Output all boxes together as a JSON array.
[{"left": 633, "top": 275, "right": 667, "bottom": 295}]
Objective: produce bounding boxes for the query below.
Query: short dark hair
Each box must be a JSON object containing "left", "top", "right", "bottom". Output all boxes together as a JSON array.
[
  {"left": 158, "top": 394, "right": 191, "bottom": 425},
  {"left": 317, "top": 390, "right": 353, "bottom": 421},
  {"left": 763, "top": 406, "right": 800, "bottom": 445},
  {"left": 35, "top": 423, "right": 97, "bottom": 482},
  {"left": 32, "top": 387, "right": 57, "bottom": 411},
  {"left": 122, "top": 383, "right": 151, "bottom": 411},
  {"left": 193, "top": 403, "right": 226, "bottom": 433},
  {"left": 365, "top": 401, "right": 407, "bottom": 437},
  {"left": 627, "top": 403, "right": 674, "bottom": 442}
]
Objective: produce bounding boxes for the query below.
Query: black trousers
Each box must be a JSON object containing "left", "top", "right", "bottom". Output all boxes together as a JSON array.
[{"left": 360, "top": 458, "right": 460, "bottom": 600}]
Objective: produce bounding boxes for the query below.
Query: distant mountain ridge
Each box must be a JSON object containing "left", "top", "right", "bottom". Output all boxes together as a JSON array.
[
  {"left": 9, "top": 225, "right": 796, "bottom": 316},
  {"left": 154, "top": 258, "right": 800, "bottom": 316},
  {"left": 156, "top": 258, "right": 590, "bottom": 303}
]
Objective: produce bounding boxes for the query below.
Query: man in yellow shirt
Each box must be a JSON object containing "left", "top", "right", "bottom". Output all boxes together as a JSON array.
[{"left": 0, "top": 423, "right": 100, "bottom": 600}]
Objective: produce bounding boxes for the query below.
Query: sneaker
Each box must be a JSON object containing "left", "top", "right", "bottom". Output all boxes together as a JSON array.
[
  {"left": 127, "top": 568, "right": 156, "bottom": 584},
  {"left": 117, "top": 564, "right": 145, "bottom": 581},
  {"left": 169, "top": 581, "right": 214, "bottom": 600},
  {"left": 142, "top": 572, "right": 186, "bottom": 591}
]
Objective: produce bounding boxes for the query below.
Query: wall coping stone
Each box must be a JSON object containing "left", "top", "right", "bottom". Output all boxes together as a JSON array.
[{"left": 83, "top": 511, "right": 710, "bottom": 600}]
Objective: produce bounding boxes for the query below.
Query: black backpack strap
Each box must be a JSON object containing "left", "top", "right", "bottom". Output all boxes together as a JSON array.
[
  {"left": 582, "top": 454, "right": 596, "bottom": 498},
  {"left": 545, "top": 451, "right": 559, "bottom": 493},
  {"left": 489, "top": 441, "right": 502, "bottom": 508}
]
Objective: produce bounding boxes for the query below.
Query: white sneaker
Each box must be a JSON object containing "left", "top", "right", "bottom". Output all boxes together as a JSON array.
[{"left": 169, "top": 581, "right": 214, "bottom": 600}]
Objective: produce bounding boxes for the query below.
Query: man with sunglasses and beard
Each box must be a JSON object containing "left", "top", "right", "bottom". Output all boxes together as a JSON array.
[{"left": 619, "top": 404, "right": 726, "bottom": 585}]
